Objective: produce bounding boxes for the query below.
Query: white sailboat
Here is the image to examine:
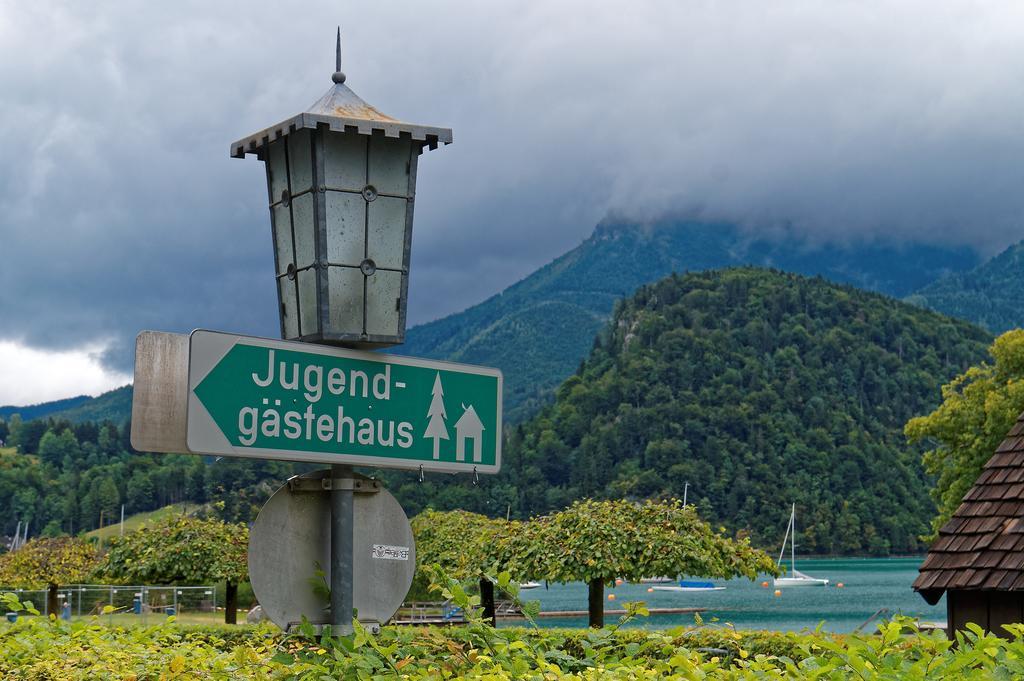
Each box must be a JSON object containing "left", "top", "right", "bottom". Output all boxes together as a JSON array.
[{"left": 774, "top": 503, "right": 829, "bottom": 587}]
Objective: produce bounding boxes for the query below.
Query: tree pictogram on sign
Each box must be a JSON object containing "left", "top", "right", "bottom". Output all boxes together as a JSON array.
[{"left": 423, "top": 372, "right": 449, "bottom": 459}]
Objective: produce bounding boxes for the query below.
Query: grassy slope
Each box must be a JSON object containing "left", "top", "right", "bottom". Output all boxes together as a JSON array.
[{"left": 83, "top": 504, "right": 194, "bottom": 542}]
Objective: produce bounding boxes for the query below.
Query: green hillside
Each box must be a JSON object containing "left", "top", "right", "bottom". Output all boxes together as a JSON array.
[
  {"left": 906, "top": 239, "right": 1024, "bottom": 333},
  {"left": 400, "top": 220, "right": 978, "bottom": 422},
  {"left": 495, "top": 268, "right": 991, "bottom": 554}
]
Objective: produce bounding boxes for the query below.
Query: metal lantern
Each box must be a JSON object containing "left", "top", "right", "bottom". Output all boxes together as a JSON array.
[{"left": 231, "top": 32, "right": 451, "bottom": 347}]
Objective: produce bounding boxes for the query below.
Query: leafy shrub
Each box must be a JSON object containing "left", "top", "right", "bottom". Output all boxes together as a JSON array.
[{"left": 7, "top": 588, "right": 1024, "bottom": 679}]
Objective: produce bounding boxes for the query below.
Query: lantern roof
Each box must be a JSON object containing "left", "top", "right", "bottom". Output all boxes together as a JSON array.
[{"left": 231, "top": 29, "right": 452, "bottom": 159}]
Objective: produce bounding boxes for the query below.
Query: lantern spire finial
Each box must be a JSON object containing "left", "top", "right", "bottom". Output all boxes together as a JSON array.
[{"left": 332, "top": 28, "right": 346, "bottom": 84}]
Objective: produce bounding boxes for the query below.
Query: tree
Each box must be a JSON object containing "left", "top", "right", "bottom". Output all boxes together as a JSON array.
[
  {"left": 424, "top": 373, "right": 449, "bottom": 459},
  {"left": 99, "top": 515, "right": 248, "bottom": 624},
  {"left": 126, "top": 472, "right": 156, "bottom": 513},
  {"left": 507, "top": 499, "right": 778, "bottom": 627},
  {"left": 411, "top": 509, "right": 525, "bottom": 625},
  {"left": 95, "top": 476, "right": 121, "bottom": 522},
  {"left": 0, "top": 537, "right": 99, "bottom": 615},
  {"left": 906, "top": 329, "right": 1024, "bottom": 537},
  {"left": 37, "top": 428, "right": 81, "bottom": 467}
]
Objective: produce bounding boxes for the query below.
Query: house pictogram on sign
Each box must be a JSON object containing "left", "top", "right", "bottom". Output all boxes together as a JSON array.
[{"left": 454, "top": 403, "right": 485, "bottom": 462}]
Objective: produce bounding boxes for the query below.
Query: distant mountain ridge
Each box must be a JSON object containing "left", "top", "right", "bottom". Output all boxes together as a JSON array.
[
  {"left": 4, "top": 219, "right": 987, "bottom": 427},
  {"left": 0, "top": 386, "right": 132, "bottom": 425},
  {"left": 398, "top": 219, "right": 980, "bottom": 421},
  {"left": 0, "top": 395, "right": 92, "bottom": 422},
  {"left": 906, "top": 239, "right": 1024, "bottom": 333}
]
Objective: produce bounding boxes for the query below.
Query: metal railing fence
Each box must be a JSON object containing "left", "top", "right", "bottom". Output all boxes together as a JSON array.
[{"left": 2, "top": 584, "right": 216, "bottom": 625}]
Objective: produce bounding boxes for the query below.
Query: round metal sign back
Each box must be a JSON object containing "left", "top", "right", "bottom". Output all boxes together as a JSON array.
[{"left": 248, "top": 469, "right": 415, "bottom": 632}]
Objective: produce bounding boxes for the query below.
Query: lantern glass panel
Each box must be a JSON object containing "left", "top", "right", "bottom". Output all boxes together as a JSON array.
[
  {"left": 291, "top": 193, "right": 317, "bottom": 269},
  {"left": 325, "top": 192, "right": 365, "bottom": 266},
  {"left": 367, "top": 197, "right": 407, "bottom": 270},
  {"left": 297, "top": 268, "right": 320, "bottom": 336},
  {"left": 288, "top": 129, "right": 314, "bottom": 195},
  {"left": 279, "top": 278, "right": 299, "bottom": 338},
  {"left": 271, "top": 204, "right": 294, "bottom": 275},
  {"left": 328, "top": 267, "right": 365, "bottom": 335},
  {"left": 267, "top": 140, "right": 289, "bottom": 202},
  {"left": 365, "top": 270, "right": 402, "bottom": 337},
  {"left": 324, "top": 133, "right": 367, "bottom": 191},
  {"left": 368, "top": 137, "right": 412, "bottom": 196}
]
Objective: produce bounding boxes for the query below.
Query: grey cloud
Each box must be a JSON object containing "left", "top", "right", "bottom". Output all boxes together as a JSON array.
[{"left": 2, "top": 1, "right": 1024, "bottom": 373}]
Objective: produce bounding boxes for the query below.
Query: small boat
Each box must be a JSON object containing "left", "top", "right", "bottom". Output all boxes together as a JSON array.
[
  {"left": 638, "top": 576, "right": 676, "bottom": 584},
  {"left": 518, "top": 581, "right": 541, "bottom": 590},
  {"left": 651, "top": 580, "right": 726, "bottom": 592},
  {"left": 774, "top": 503, "right": 829, "bottom": 587}
]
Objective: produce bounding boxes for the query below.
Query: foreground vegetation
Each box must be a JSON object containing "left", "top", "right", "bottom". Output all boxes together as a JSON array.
[{"left": 2, "top": 587, "right": 1023, "bottom": 680}]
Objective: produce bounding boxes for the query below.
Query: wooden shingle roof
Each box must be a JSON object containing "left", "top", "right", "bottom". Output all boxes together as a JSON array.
[{"left": 915, "top": 411, "right": 1024, "bottom": 605}]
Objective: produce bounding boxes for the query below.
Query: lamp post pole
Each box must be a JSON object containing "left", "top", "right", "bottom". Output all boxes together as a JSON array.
[
  {"left": 230, "top": 26, "right": 451, "bottom": 637},
  {"left": 330, "top": 464, "right": 355, "bottom": 635}
]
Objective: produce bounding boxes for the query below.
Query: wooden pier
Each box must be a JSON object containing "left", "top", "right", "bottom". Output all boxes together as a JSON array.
[
  {"left": 391, "top": 602, "right": 706, "bottom": 626},
  {"left": 504, "top": 606, "right": 707, "bottom": 619}
]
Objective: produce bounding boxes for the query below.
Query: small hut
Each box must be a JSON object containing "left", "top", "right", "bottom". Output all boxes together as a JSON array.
[{"left": 914, "top": 411, "right": 1024, "bottom": 636}]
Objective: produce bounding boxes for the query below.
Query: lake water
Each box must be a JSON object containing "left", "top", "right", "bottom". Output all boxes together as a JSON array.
[{"left": 503, "top": 557, "right": 944, "bottom": 633}]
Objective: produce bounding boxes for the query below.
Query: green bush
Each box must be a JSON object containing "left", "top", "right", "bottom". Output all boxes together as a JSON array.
[{"left": 6, "top": 589, "right": 1024, "bottom": 679}]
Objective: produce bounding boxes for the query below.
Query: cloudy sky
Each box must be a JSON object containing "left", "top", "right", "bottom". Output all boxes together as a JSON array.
[{"left": 2, "top": 1, "right": 1024, "bottom": 405}]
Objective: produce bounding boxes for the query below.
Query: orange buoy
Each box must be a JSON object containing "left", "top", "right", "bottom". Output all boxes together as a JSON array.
[
  {"left": 761, "top": 581, "right": 769, "bottom": 588},
  {"left": 647, "top": 587, "right": 654, "bottom": 593},
  {"left": 837, "top": 583, "right": 844, "bottom": 588},
  {"left": 615, "top": 578, "right": 623, "bottom": 586},
  {"left": 608, "top": 593, "right": 616, "bottom": 601},
  {"left": 774, "top": 590, "right": 782, "bottom": 597}
]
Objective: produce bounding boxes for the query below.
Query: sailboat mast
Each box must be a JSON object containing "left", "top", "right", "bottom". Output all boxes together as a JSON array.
[
  {"left": 791, "top": 503, "right": 796, "bottom": 577},
  {"left": 777, "top": 507, "right": 793, "bottom": 567}
]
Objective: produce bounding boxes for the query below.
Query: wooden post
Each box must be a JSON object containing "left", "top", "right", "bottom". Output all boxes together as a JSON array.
[
  {"left": 225, "top": 581, "right": 238, "bottom": 624},
  {"left": 588, "top": 578, "right": 604, "bottom": 628},
  {"left": 480, "top": 577, "right": 496, "bottom": 626},
  {"left": 46, "top": 583, "right": 59, "bottom": 619}
]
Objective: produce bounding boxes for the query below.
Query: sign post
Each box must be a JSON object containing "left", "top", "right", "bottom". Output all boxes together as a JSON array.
[
  {"left": 332, "top": 464, "right": 354, "bottom": 636},
  {"left": 132, "top": 329, "right": 501, "bottom": 632}
]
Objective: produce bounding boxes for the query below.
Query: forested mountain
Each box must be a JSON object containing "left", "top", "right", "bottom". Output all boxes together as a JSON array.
[
  {"left": 906, "top": 239, "right": 1024, "bottom": 334},
  {"left": 482, "top": 268, "right": 992, "bottom": 554},
  {"left": 400, "top": 219, "right": 979, "bottom": 422}
]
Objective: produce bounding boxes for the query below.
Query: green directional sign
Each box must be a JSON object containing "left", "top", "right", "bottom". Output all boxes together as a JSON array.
[{"left": 186, "top": 330, "right": 502, "bottom": 473}]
